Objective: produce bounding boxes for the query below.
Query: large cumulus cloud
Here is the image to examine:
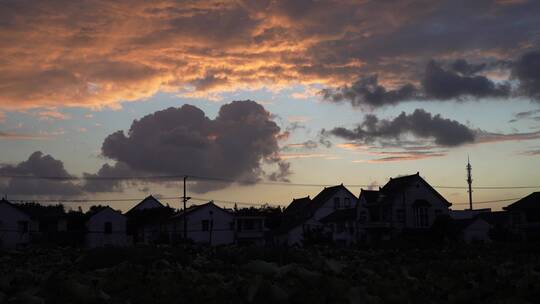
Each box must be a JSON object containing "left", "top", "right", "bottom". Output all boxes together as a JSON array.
[
  {"left": 100, "top": 100, "right": 290, "bottom": 192},
  {"left": 0, "top": 151, "right": 81, "bottom": 196},
  {"left": 1, "top": 0, "right": 539, "bottom": 111}
]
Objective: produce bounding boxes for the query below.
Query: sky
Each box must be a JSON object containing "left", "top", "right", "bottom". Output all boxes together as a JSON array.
[{"left": 1, "top": 0, "right": 540, "bottom": 212}]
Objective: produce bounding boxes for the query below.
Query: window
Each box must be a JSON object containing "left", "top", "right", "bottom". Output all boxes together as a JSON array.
[
  {"left": 334, "top": 197, "right": 340, "bottom": 209},
  {"left": 396, "top": 209, "right": 405, "bottom": 223},
  {"left": 202, "top": 220, "right": 209, "bottom": 231},
  {"left": 18, "top": 221, "right": 29, "bottom": 233},
  {"left": 104, "top": 222, "right": 112, "bottom": 234},
  {"left": 344, "top": 198, "right": 351, "bottom": 208},
  {"left": 414, "top": 207, "right": 429, "bottom": 228}
]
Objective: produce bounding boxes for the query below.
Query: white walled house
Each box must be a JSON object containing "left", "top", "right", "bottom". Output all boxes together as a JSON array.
[
  {"left": 169, "top": 201, "right": 235, "bottom": 246},
  {"left": 277, "top": 185, "right": 359, "bottom": 246},
  {"left": 85, "top": 206, "right": 128, "bottom": 248},
  {"left": 359, "top": 173, "right": 451, "bottom": 241},
  {"left": 0, "top": 199, "right": 34, "bottom": 249}
]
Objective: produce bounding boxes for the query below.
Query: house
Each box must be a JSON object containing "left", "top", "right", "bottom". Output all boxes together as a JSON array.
[
  {"left": 126, "top": 196, "right": 175, "bottom": 244},
  {"left": 169, "top": 201, "right": 235, "bottom": 246},
  {"left": 359, "top": 172, "right": 451, "bottom": 241},
  {"left": 0, "top": 198, "right": 34, "bottom": 249},
  {"left": 503, "top": 192, "right": 540, "bottom": 240},
  {"left": 277, "top": 184, "right": 359, "bottom": 246},
  {"left": 16, "top": 203, "right": 68, "bottom": 246},
  {"left": 319, "top": 208, "right": 357, "bottom": 246},
  {"left": 234, "top": 207, "right": 269, "bottom": 246},
  {"left": 85, "top": 206, "right": 128, "bottom": 248}
]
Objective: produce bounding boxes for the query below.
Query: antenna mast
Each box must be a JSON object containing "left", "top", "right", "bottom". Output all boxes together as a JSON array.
[{"left": 466, "top": 156, "right": 473, "bottom": 210}]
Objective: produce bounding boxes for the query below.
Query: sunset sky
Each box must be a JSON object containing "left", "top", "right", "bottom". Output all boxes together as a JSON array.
[{"left": 1, "top": 0, "right": 540, "bottom": 211}]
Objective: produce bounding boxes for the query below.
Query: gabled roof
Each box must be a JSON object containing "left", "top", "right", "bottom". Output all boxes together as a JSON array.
[
  {"left": 278, "top": 184, "right": 355, "bottom": 233},
  {"left": 126, "top": 195, "right": 165, "bottom": 215},
  {"left": 504, "top": 192, "right": 540, "bottom": 211},
  {"left": 86, "top": 206, "right": 124, "bottom": 221},
  {"left": 283, "top": 196, "right": 311, "bottom": 216},
  {"left": 310, "top": 184, "right": 356, "bottom": 212},
  {"left": 319, "top": 208, "right": 356, "bottom": 223},
  {"left": 379, "top": 172, "right": 451, "bottom": 207},
  {"left": 359, "top": 189, "right": 380, "bottom": 204},
  {"left": 170, "top": 201, "right": 232, "bottom": 220}
]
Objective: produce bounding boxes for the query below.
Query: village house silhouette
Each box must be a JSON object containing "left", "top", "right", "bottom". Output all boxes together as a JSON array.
[{"left": 1, "top": 170, "right": 538, "bottom": 250}]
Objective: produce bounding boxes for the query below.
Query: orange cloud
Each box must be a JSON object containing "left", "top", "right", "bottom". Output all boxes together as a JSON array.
[
  {"left": 0, "top": 0, "right": 536, "bottom": 111},
  {"left": 0, "top": 131, "right": 48, "bottom": 140}
]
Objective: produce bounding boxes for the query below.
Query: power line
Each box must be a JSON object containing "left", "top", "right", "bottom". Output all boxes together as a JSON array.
[
  {"left": 7, "top": 196, "right": 282, "bottom": 208},
  {"left": 7, "top": 192, "right": 520, "bottom": 209},
  {"left": 1, "top": 173, "right": 540, "bottom": 190}
]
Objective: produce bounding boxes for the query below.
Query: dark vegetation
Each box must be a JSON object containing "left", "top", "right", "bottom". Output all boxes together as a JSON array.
[{"left": 1, "top": 244, "right": 540, "bottom": 304}]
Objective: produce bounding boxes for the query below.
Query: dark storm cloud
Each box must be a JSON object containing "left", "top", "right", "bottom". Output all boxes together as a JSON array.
[
  {"left": 422, "top": 60, "right": 511, "bottom": 100},
  {"left": 512, "top": 51, "right": 540, "bottom": 100},
  {"left": 327, "top": 109, "right": 476, "bottom": 147},
  {"left": 323, "top": 59, "right": 512, "bottom": 107},
  {"left": 450, "top": 59, "right": 486, "bottom": 76},
  {"left": 101, "top": 100, "right": 289, "bottom": 193},
  {"left": 0, "top": 151, "right": 81, "bottom": 196},
  {"left": 321, "top": 76, "right": 418, "bottom": 108}
]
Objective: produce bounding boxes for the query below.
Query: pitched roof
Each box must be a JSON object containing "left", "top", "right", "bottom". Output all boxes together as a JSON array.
[
  {"left": 504, "top": 192, "right": 540, "bottom": 211},
  {"left": 283, "top": 196, "right": 311, "bottom": 216},
  {"left": 378, "top": 172, "right": 451, "bottom": 207},
  {"left": 126, "top": 195, "right": 165, "bottom": 214},
  {"left": 170, "top": 201, "right": 231, "bottom": 220},
  {"left": 359, "top": 189, "right": 380, "bottom": 204},
  {"left": 319, "top": 208, "right": 356, "bottom": 223},
  {"left": 278, "top": 184, "right": 354, "bottom": 233},
  {"left": 310, "top": 184, "right": 355, "bottom": 212},
  {"left": 85, "top": 206, "right": 123, "bottom": 221}
]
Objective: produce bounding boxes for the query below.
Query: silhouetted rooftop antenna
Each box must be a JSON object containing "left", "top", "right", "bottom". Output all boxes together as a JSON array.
[{"left": 467, "top": 156, "right": 473, "bottom": 210}]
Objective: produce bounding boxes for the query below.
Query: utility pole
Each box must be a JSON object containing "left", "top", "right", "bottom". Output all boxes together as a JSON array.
[
  {"left": 182, "top": 176, "right": 191, "bottom": 240},
  {"left": 467, "top": 156, "right": 473, "bottom": 210}
]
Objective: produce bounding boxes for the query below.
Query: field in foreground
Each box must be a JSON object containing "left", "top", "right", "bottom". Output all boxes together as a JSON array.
[{"left": 1, "top": 244, "right": 540, "bottom": 304}]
